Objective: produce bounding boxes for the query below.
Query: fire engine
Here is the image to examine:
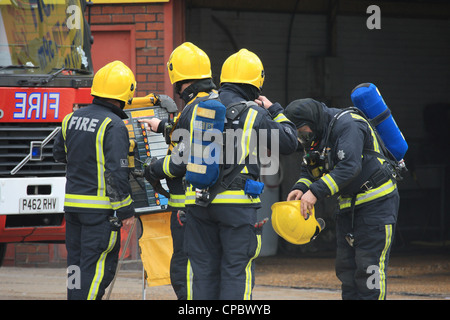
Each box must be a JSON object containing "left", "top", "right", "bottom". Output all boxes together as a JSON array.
[{"left": 0, "top": 0, "right": 94, "bottom": 265}]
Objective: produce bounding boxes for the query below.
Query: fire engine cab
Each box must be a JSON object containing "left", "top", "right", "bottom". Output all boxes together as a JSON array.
[{"left": 0, "top": 0, "right": 93, "bottom": 265}]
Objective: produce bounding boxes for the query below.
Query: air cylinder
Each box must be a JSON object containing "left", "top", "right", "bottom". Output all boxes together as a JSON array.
[{"left": 351, "top": 83, "right": 408, "bottom": 161}]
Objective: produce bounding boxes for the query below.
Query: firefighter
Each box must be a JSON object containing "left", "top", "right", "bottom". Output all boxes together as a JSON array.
[
  {"left": 138, "top": 42, "right": 218, "bottom": 300},
  {"left": 53, "top": 61, "right": 136, "bottom": 300},
  {"left": 285, "top": 98, "right": 400, "bottom": 300},
  {"left": 180, "top": 49, "right": 298, "bottom": 300}
]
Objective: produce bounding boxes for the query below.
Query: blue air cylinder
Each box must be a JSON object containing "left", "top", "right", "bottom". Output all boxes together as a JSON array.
[
  {"left": 186, "top": 99, "right": 226, "bottom": 189},
  {"left": 350, "top": 83, "right": 408, "bottom": 161}
]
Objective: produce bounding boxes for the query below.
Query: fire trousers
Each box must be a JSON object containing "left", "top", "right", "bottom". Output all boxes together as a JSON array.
[
  {"left": 335, "top": 190, "right": 400, "bottom": 300},
  {"left": 170, "top": 210, "right": 187, "bottom": 300},
  {"left": 184, "top": 205, "right": 261, "bottom": 300},
  {"left": 65, "top": 212, "right": 121, "bottom": 300}
]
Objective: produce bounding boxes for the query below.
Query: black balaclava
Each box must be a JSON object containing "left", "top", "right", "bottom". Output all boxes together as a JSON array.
[
  {"left": 178, "top": 78, "right": 217, "bottom": 104},
  {"left": 219, "top": 83, "right": 260, "bottom": 102},
  {"left": 284, "top": 98, "right": 327, "bottom": 149}
]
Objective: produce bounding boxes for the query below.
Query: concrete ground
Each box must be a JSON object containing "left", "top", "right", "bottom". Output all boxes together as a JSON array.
[{"left": 0, "top": 247, "right": 448, "bottom": 300}]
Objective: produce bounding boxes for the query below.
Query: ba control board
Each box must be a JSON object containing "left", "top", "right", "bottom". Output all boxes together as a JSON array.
[{"left": 124, "top": 106, "right": 172, "bottom": 214}]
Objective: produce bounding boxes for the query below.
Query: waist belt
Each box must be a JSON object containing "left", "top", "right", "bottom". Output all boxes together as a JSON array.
[
  {"left": 359, "top": 162, "right": 396, "bottom": 193},
  {"left": 227, "top": 174, "right": 254, "bottom": 190}
]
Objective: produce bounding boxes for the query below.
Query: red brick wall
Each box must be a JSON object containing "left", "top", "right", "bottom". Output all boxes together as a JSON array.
[
  {"left": 88, "top": 3, "right": 168, "bottom": 98},
  {"left": 4, "top": 243, "right": 67, "bottom": 268}
]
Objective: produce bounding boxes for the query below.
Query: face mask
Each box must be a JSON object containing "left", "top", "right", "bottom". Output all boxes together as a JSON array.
[{"left": 297, "top": 131, "right": 316, "bottom": 149}]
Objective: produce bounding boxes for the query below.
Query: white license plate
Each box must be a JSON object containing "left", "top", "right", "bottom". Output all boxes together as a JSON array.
[{"left": 19, "top": 197, "right": 59, "bottom": 213}]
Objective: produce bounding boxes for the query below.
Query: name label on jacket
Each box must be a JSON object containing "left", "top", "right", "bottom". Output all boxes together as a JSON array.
[{"left": 68, "top": 116, "right": 99, "bottom": 132}]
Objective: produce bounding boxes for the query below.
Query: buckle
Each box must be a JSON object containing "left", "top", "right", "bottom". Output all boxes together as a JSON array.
[{"left": 360, "top": 180, "right": 374, "bottom": 192}]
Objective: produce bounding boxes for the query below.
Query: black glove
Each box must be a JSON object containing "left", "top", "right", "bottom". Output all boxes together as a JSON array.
[
  {"left": 144, "top": 163, "right": 158, "bottom": 186},
  {"left": 143, "top": 161, "right": 170, "bottom": 198}
]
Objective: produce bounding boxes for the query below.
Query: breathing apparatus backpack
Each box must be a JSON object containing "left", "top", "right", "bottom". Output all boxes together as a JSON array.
[
  {"left": 185, "top": 100, "right": 264, "bottom": 206},
  {"left": 185, "top": 99, "right": 226, "bottom": 190},
  {"left": 350, "top": 83, "right": 408, "bottom": 162},
  {"left": 315, "top": 85, "right": 408, "bottom": 183}
]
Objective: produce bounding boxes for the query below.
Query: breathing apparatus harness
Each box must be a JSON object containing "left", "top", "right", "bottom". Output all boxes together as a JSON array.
[
  {"left": 302, "top": 107, "right": 405, "bottom": 185},
  {"left": 302, "top": 107, "right": 406, "bottom": 247},
  {"left": 192, "top": 100, "right": 265, "bottom": 207}
]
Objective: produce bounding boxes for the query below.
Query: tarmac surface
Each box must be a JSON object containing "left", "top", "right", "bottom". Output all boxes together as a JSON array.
[{"left": 0, "top": 246, "right": 448, "bottom": 301}]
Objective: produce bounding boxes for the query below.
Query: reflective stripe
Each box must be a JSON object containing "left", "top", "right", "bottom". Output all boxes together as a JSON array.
[
  {"left": 339, "top": 180, "right": 396, "bottom": 209},
  {"left": 321, "top": 174, "right": 339, "bottom": 195},
  {"left": 163, "top": 155, "right": 175, "bottom": 178},
  {"left": 239, "top": 109, "right": 258, "bottom": 165},
  {"left": 61, "top": 112, "right": 73, "bottom": 153},
  {"left": 273, "top": 113, "right": 289, "bottom": 123},
  {"left": 296, "top": 178, "right": 312, "bottom": 188},
  {"left": 186, "top": 259, "right": 193, "bottom": 300},
  {"left": 240, "top": 166, "right": 249, "bottom": 174},
  {"left": 351, "top": 113, "right": 384, "bottom": 164},
  {"left": 87, "top": 230, "right": 118, "bottom": 300},
  {"left": 111, "top": 194, "right": 132, "bottom": 211},
  {"left": 189, "top": 104, "right": 199, "bottom": 145},
  {"left": 64, "top": 194, "right": 112, "bottom": 209},
  {"left": 378, "top": 224, "right": 393, "bottom": 300},
  {"left": 168, "top": 194, "right": 186, "bottom": 208},
  {"left": 244, "top": 234, "right": 261, "bottom": 300},
  {"left": 185, "top": 189, "right": 260, "bottom": 205},
  {"left": 96, "top": 118, "right": 111, "bottom": 197}
]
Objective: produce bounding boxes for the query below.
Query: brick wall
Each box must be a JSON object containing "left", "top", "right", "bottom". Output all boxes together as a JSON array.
[
  {"left": 88, "top": 3, "right": 168, "bottom": 98},
  {"left": 4, "top": 243, "right": 67, "bottom": 268}
]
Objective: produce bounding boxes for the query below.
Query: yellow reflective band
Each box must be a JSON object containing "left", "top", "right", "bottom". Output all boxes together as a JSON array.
[
  {"left": 378, "top": 224, "right": 393, "bottom": 300},
  {"left": 351, "top": 113, "right": 383, "bottom": 164},
  {"left": 339, "top": 180, "right": 397, "bottom": 209},
  {"left": 239, "top": 109, "right": 257, "bottom": 165},
  {"left": 184, "top": 189, "right": 260, "bottom": 205},
  {"left": 61, "top": 112, "right": 73, "bottom": 153},
  {"left": 189, "top": 104, "right": 199, "bottom": 148},
  {"left": 296, "top": 178, "right": 312, "bottom": 188},
  {"left": 87, "top": 230, "right": 118, "bottom": 300},
  {"left": 321, "top": 174, "right": 339, "bottom": 195},
  {"left": 186, "top": 259, "right": 193, "bottom": 300},
  {"left": 273, "top": 113, "right": 289, "bottom": 123},
  {"left": 111, "top": 194, "right": 132, "bottom": 210},
  {"left": 240, "top": 166, "right": 249, "bottom": 174},
  {"left": 168, "top": 194, "right": 186, "bottom": 208},
  {"left": 244, "top": 234, "right": 261, "bottom": 300},
  {"left": 163, "top": 155, "right": 176, "bottom": 178},
  {"left": 64, "top": 194, "right": 113, "bottom": 209},
  {"left": 96, "top": 118, "right": 112, "bottom": 197}
]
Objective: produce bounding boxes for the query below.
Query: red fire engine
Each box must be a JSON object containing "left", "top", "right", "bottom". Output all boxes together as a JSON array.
[{"left": 0, "top": 0, "right": 94, "bottom": 265}]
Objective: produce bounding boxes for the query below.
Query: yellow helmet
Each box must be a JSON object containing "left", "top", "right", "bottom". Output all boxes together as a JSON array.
[
  {"left": 91, "top": 60, "right": 136, "bottom": 105},
  {"left": 167, "top": 42, "right": 212, "bottom": 84},
  {"left": 220, "top": 49, "right": 265, "bottom": 90},
  {"left": 271, "top": 200, "right": 325, "bottom": 245}
]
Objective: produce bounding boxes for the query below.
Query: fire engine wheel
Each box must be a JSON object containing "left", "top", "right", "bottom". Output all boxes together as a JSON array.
[{"left": 0, "top": 244, "right": 6, "bottom": 267}]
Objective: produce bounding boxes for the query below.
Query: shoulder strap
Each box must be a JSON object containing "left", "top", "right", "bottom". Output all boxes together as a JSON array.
[
  {"left": 225, "top": 100, "right": 256, "bottom": 122},
  {"left": 327, "top": 107, "right": 403, "bottom": 179}
]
